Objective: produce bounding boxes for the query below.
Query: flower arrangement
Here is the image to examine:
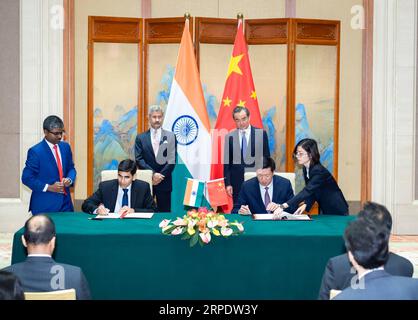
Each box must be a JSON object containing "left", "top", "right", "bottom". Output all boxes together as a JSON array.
[{"left": 159, "top": 207, "right": 244, "bottom": 247}]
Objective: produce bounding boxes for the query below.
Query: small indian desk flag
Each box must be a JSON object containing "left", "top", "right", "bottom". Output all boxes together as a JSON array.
[{"left": 183, "top": 178, "right": 205, "bottom": 207}]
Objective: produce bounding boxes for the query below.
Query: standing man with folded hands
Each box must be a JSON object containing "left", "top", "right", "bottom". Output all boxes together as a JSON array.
[
  {"left": 22, "top": 115, "right": 76, "bottom": 214},
  {"left": 135, "top": 105, "right": 177, "bottom": 212}
]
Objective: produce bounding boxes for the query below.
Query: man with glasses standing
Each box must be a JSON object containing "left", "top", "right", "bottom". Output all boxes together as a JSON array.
[{"left": 22, "top": 115, "right": 76, "bottom": 214}]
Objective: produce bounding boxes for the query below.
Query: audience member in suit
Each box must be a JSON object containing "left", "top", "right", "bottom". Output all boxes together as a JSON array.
[
  {"left": 135, "top": 105, "right": 177, "bottom": 212},
  {"left": 333, "top": 212, "right": 418, "bottom": 300},
  {"left": 273, "top": 138, "right": 348, "bottom": 217},
  {"left": 232, "top": 157, "right": 294, "bottom": 215},
  {"left": 318, "top": 202, "right": 414, "bottom": 300},
  {"left": 0, "top": 271, "right": 24, "bottom": 300},
  {"left": 22, "top": 115, "right": 76, "bottom": 214},
  {"left": 82, "top": 159, "right": 155, "bottom": 215},
  {"left": 2, "top": 215, "right": 91, "bottom": 300},
  {"left": 224, "top": 106, "right": 270, "bottom": 204}
]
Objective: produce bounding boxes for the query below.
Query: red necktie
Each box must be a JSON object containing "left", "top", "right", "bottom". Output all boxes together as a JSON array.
[{"left": 53, "top": 145, "right": 66, "bottom": 195}]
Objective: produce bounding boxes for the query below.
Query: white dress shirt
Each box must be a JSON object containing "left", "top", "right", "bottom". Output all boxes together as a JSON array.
[
  {"left": 113, "top": 184, "right": 132, "bottom": 213},
  {"left": 239, "top": 125, "right": 251, "bottom": 150},
  {"left": 358, "top": 266, "right": 385, "bottom": 280},
  {"left": 43, "top": 139, "right": 67, "bottom": 192},
  {"left": 150, "top": 127, "right": 162, "bottom": 143},
  {"left": 28, "top": 254, "right": 52, "bottom": 258}
]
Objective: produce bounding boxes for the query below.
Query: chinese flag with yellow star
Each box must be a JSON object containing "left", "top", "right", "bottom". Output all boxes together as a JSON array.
[
  {"left": 206, "top": 178, "right": 229, "bottom": 208},
  {"left": 210, "top": 20, "right": 263, "bottom": 213}
]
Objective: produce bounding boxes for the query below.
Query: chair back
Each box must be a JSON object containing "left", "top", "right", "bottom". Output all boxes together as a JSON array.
[
  {"left": 24, "top": 288, "right": 76, "bottom": 300},
  {"left": 329, "top": 289, "right": 342, "bottom": 300}
]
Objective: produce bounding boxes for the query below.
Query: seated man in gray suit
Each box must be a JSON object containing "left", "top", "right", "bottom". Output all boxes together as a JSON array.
[
  {"left": 333, "top": 214, "right": 418, "bottom": 300},
  {"left": 318, "top": 202, "right": 413, "bottom": 300},
  {"left": 2, "top": 215, "right": 91, "bottom": 300}
]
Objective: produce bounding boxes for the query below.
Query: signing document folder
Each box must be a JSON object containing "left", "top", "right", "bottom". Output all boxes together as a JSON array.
[
  {"left": 92, "top": 212, "right": 154, "bottom": 219},
  {"left": 252, "top": 211, "right": 311, "bottom": 220}
]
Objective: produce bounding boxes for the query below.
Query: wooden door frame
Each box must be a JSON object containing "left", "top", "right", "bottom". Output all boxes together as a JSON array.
[{"left": 86, "top": 16, "right": 143, "bottom": 195}]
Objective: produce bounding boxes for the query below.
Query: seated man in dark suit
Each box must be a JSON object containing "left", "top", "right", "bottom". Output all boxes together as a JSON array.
[
  {"left": 333, "top": 216, "right": 418, "bottom": 300},
  {"left": 0, "top": 271, "right": 24, "bottom": 300},
  {"left": 318, "top": 202, "right": 413, "bottom": 300},
  {"left": 82, "top": 159, "right": 156, "bottom": 215},
  {"left": 232, "top": 157, "right": 294, "bottom": 215},
  {"left": 2, "top": 215, "right": 91, "bottom": 299}
]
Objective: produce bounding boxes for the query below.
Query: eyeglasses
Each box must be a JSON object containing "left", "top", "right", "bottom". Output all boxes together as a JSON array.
[
  {"left": 48, "top": 130, "right": 65, "bottom": 136},
  {"left": 294, "top": 152, "right": 308, "bottom": 158}
]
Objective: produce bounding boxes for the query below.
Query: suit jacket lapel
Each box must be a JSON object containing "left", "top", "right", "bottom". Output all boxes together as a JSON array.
[
  {"left": 130, "top": 181, "right": 137, "bottom": 209},
  {"left": 249, "top": 126, "right": 255, "bottom": 158},
  {"left": 42, "top": 140, "right": 60, "bottom": 176},
  {"left": 109, "top": 181, "right": 119, "bottom": 212},
  {"left": 144, "top": 130, "right": 156, "bottom": 159},
  {"left": 58, "top": 142, "right": 66, "bottom": 173},
  {"left": 232, "top": 130, "right": 241, "bottom": 161},
  {"left": 253, "top": 179, "right": 266, "bottom": 210},
  {"left": 272, "top": 176, "right": 282, "bottom": 204}
]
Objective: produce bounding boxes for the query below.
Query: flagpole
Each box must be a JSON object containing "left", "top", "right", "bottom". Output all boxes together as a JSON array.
[{"left": 237, "top": 13, "right": 243, "bottom": 30}]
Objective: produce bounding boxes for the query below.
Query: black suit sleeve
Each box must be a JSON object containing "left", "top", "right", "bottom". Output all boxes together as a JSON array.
[
  {"left": 223, "top": 135, "right": 232, "bottom": 187},
  {"left": 134, "top": 183, "right": 156, "bottom": 212},
  {"left": 286, "top": 166, "right": 327, "bottom": 210},
  {"left": 81, "top": 183, "right": 105, "bottom": 214},
  {"left": 318, "top": 258, "right": 335, "bottom": 300},
  {"left": 283, "top": 180, "right": 297, "bottom": 213},
  {"left": 231, "top": 186, "right": 249, "bottom": 214},
  {"left": 135, "top": 135, "right": 154, "bottom": 171},
  {"left": 262, "top": 130, "right": 270, "bottom": 158}
]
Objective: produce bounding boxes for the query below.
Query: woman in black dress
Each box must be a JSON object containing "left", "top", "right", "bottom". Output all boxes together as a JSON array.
[{"left": 274, "top": 138, "right": 348, "bottom": 216}]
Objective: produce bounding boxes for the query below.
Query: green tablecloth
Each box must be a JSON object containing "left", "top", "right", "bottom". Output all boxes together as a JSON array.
[{"left": 11, "top": 212, "right": 354, "bottom": 299}]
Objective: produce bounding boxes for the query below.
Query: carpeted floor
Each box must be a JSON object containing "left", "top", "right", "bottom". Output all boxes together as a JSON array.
[{"left": 1, "top": 233, "right": 418, "bottom": 278}]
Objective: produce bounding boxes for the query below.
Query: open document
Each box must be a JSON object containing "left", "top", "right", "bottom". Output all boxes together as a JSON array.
[
  {"left": 92, "top": 212, "right": 154, "bottom": 219},
  {"left": 252, "top": 212, "right": 311, "bottom": 220}
]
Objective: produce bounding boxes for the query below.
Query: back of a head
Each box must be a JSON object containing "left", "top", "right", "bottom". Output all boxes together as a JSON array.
[
  {"left": 23, "top": 214, "right": 56, "bottom": 246},
  {"left": 0, "top": 271, "right": 24, "bottom": 300},
  {"left": 358, "top": 201, "right": 392, "bottom": 233},
  {"left": 344, "top": 218, "right": 389, "bottom": 269}
]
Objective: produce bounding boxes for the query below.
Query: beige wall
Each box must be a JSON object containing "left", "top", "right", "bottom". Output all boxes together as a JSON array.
[
  {"left": 297, "top": 0, "right": 363, "bottom": 201},
  {"left": 0, "top": 0, "right": 20, "bottom": 198},
  {"left": 151, "top": 0, "right": 285, "bottom": 19},
  {"left": 74, "top": 0, "right": 141, "bottom": 199}
]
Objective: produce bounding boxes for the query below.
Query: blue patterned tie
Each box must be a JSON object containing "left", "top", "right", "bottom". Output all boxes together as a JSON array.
[
  {"left": 122, "top": 189, "right": 129, "bottom": 207},
  {"left": 264, "top": 187, "right": 271, "bottom": 208},
  {"left": 241, "top": 131, "right": 247, "bottom": 158}
]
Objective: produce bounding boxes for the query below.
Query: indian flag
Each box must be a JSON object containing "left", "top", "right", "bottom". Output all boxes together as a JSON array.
[
  {"left": 183, "top": 178, "right": 205, "bottom": 207},
  {"left": 163, "top": 19, "right": 212, "bottom": 212}
]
